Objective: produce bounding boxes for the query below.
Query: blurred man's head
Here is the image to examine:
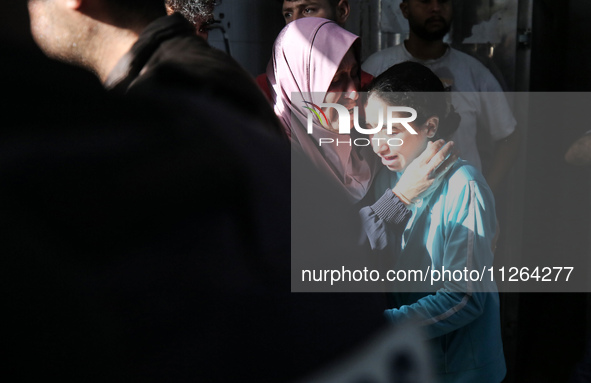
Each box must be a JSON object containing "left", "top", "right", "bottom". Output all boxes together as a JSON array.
[
  {"left": 400, "top": 0, "right": 452, "bottom": 42},
  {"left": 282, "top": 0, "right": 350, "bottom": 26},
  {"left": 165, "top": 0, "right": 216, "bottom": 40}
]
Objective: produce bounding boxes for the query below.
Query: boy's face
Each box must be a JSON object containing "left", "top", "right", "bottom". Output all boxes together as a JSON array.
[{"left": 365, "top": 94, "right": 435, "bottom": 173}]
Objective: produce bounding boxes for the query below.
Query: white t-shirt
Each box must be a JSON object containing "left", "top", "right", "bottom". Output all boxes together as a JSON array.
[{"left": 362, "top": 43, "right": 516, "bottom": 172}]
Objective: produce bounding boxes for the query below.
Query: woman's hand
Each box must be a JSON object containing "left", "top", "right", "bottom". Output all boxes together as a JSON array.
[{"left": 393, "top": 140, "right": 458, "bottom": 205}]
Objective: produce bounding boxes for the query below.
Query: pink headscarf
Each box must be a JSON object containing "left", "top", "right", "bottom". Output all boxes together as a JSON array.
[{"left": 267, "top": 18, "right": 376, "bottom": 203}]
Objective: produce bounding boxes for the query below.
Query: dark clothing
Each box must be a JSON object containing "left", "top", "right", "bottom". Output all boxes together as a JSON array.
[
  {"left": 4, "top": 42, "right": 387, "bottom": 381},
  {"left": 359, "top": 189, "right": 412, "bottom": 251},
  {"left": 4, "top": 66, "right": 289, "bottom": 381},
  {"left": 105, "top": 14, "right": 285, "bottom": 137}
]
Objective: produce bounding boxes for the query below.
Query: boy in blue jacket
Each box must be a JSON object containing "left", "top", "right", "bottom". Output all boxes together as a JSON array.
[{"left": 360, "top": 62, "right": 505, "bottom": 383}]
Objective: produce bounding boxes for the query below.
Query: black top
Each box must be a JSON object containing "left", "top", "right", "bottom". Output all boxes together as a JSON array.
[{"left": 106, "top": 13, "right": 285, "bottom": 137}]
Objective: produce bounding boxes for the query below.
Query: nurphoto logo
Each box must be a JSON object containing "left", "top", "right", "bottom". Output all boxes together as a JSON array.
[{"left": 303, "top": 102, "right": 418, "bottom": 147}]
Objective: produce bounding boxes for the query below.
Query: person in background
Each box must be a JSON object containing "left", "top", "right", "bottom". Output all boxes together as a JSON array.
[
  {"left": 165, "top": 0, "right": 216, "bottom": 40},
  {"left": 362, "top": 0, "right": 520, "bottom": 195},
  {"left": 257, "top": 0, "right": 374, "bottom": 100},
  {"left": 282, "top": 0, "right": 350, "bottom": 25}
]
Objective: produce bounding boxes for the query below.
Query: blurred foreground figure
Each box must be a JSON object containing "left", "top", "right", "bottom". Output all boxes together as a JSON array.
[
  {"left": 27, "top": 0, "right": 283, "bottom": 136},
  {"left": 3, "top": 58, "right": 292, "bottom": 381},
  {"left": 6, "top": 3, "right": 390, "bottom": 381}
]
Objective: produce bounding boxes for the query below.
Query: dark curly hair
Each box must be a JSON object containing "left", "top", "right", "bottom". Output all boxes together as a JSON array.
[
  {"left": 367, "top": 61, "right": 460, "bottom": 141},
  {"left": 165, "top": 0, "right": 217, "bottom": 25}
]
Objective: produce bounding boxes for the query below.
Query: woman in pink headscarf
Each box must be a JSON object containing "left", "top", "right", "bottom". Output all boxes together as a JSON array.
[{"left": 267, "top": 17, "right": 376, "bottom": 203}]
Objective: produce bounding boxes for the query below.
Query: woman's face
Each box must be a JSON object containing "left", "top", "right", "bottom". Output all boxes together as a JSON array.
[
  {"left": 322, "top": 48, "right": 360, "bottom": 133},
  {"left": 365, "top": 94, "right": 437, "bottom": 173}
]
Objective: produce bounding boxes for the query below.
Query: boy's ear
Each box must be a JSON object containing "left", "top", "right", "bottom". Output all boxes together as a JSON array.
[{"left": 425, "top": 116, "right": 439, "bottom": 138}]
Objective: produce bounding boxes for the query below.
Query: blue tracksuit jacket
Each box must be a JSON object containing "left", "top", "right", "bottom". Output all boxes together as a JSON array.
[{"left": 364, "top": 160, "right": 506, "bottom": 383}]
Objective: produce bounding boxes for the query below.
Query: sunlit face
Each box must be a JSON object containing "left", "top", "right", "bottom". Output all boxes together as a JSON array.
[
  {"left": 365, "top": 94, "right": 436, "bottom": 172},
  {"left": 322, "top": 48, "right": 360, "bottom": 133},
  {"left": 282, "top": 0, "right": 335, "bottom": 24},
  {"left": 401, "top": 0, "right": 452, "bottom": 42}
]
